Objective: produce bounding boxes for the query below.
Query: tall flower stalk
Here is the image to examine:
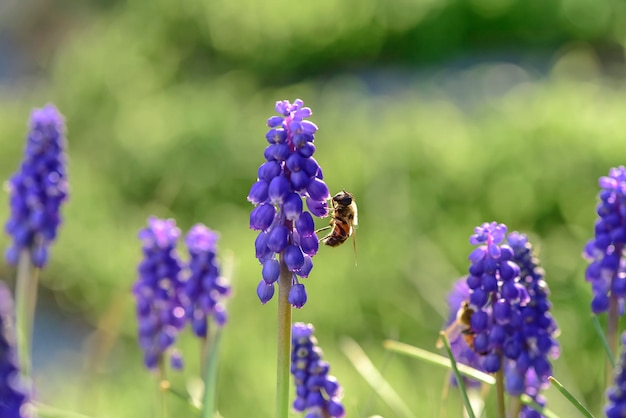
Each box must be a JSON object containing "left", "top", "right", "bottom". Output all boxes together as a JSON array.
[
  {"left": 583, "top": 166, "right": 626, "bottom": 386},
  {"left": 248, "top": 99, "right": 330, "bottom": 418},
  {"left": 5, "top": 104, "right": 68, "bottom": 378}
]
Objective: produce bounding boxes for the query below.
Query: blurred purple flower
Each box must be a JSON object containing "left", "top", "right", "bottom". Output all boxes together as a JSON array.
[
  {"left": 606, "top": 331, "right": 626, "bottom": 418},
  {"left": 133, "top": 217, "right": 186, "bottom": 369},
  {"left": 0, "top": 281, "right": 32, "bottom": 417},
  {"left": 183, "top": 224, "right": 231, "bottom": 337},
  {"left": 5, "top": 104, "right": 68, "bottom": 268},
  {"left": 248, "top": 99, "right": 329, "bottom": 308},
  {"left": 291, "top": 323, "right": 345, "bottom": 417},
  {"left": 583, "top": 166, "right": 626, "bottom": 314}
]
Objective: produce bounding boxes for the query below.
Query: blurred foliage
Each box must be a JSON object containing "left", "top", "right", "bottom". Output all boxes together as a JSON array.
[{"left": 1, "top": 0, "right": 626, "bottom": 417}]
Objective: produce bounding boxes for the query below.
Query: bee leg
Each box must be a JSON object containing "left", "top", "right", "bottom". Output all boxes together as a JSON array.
[{"left": 314, "top": 225, "right": 332, "bottom": 234}]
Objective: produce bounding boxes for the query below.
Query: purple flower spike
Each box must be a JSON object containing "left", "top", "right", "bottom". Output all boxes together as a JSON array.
[
  {"left": 0, "top": 282, "right": 31, "bottom": 417},
  {"left": 133, "top": 217, "right": 186, "bottom": 369},
  {"left": 291, "top": 323, "right": 345, "bottom": 417},
  {"left": 464, "top": 222, "right": 526, "bottom": 373},
  {"left": 584, "top": 166, "right": 626, "bottom": 314},
  {"left": 5, "top": 104, "right": 68, "bottom": 268},
  {"left": 183, "top": 224, "right": 231, "bottom": 338},
  {"left": 249, "top": 99, "right": 329, "bottom": 307}
]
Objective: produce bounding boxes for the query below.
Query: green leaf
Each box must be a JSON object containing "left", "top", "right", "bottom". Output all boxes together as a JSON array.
[
  {"left": 383, "top": 340, "right": 495, "bottom": 385},
  {"left": 340, "top": 337, "right": 415, "bottom": 418},
  {"left": 438, "top": 332, "right": 477, "bottom": 418},
  {"left": 549, "top": 376, "right": 595, "bottom": 418},
  {"left": 591, "top": 315, "right": 616, "bottom": 368}
]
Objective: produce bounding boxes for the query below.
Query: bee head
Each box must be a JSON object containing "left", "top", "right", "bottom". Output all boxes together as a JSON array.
[{"left": 333, "top": 190, "right": 353, "bottom": 206}]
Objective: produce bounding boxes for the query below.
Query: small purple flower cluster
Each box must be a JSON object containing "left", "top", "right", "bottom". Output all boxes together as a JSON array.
[
  {"left": 606, "top": 331, "right": 626, "bottom": 418},
  {"left": 583, "top": 166, "right": 626, "bottom": 314},
  {"left": 291, "top": 323, "right": 345, "bottom": 417},
  {"left": 134, "top": 217, "right": 186, "bottom": 369},
  {"left": 134, "top": 218, "right": 230, "bottom": 369},
  {"left": 0, "top": 282, "right": 31, "bottom": 417},
  {"left": 184, "top": 224, "right": 231, "bottom": 337},
  {"left": 506, "top": 233, "right": 559, "bottom": 391},
  {"left": 249, "top": 99, "right": 330, "bottom": 308},
  {"left": 5, "top": 104, "right": 68, "bottom": 268},
  {"left": 466, "top": 222, "right": 528, "bottom": 373}
]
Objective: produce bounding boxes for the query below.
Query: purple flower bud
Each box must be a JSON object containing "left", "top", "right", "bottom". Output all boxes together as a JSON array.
[
  {"left": 250, "top": 204, "right": 275, "bottom": 230},
  {"left": 283, "top": 193, "right": 303, "bottom": 220},
  {"left": 290, "top": 170, "right": 311, "bottom": 191},
  {"left": 257, "top": 280, "right": 275, "bottom": 304},
  {"left": 247, "top": 180, "right": 269, "bottom": 204},
  {"left": 296, "top": 212, "right": 316, "bottom": 236},
  {"left": 307, "top": 178, "right": 330, "bottom": 202},
  {"left": 267, "top": 225, "right": 290, "bottom": 253},
  {"left": 255, "top": 231, "right": 271, "bottom": 259},
  {"left": 296, "top": 255, "right": 313, "bottom": 278},
  {"left": 300, "top": 235, "right": 319, "bottom": 256},
  {"left": 262, "top": 258, "right": 280, "bottom": 284},
  {"left": 258, "top": 161, "right": 281, "bottom": 181},
  {"left": 285, "top": 245, "right": 305, "bottom": 271},
  {"left": 289, "top": 284, "right": 307, "bottom": 308},
  {"left": 269, "top": 176, "right": 291, "bottom": 204},
  {"left": 306, "top": 197, "right": 329, "bottom": 218}
]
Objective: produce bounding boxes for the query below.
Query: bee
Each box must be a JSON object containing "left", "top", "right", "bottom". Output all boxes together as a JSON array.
[
  {"left": 437, "top": 301, "right": 485, "bottom": 354},
  {"left": 316, "top": 190, "right": 358, "bottom": 263}
]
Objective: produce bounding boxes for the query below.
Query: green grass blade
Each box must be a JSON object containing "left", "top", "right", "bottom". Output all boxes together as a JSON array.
[
  {"left": 34, "top": 403, "right": 93, "bottom": 418},
  {"left": 519, "top": 394, "right": 560, "bottom": 418},
  {"left": 438, "top": 332, "right": 476, "bottom": 418},
  {"left": 340, "top": 337, "right": 415, "bottom": 418},
  {"left": 591, "top": 315, "right": 616, "bottom": 368},
  {"left": 383, "top": 340, "right": 495, "bottom": 385},
  {"left": 549, "top": 376, "right": 594, "bottom": 418}
]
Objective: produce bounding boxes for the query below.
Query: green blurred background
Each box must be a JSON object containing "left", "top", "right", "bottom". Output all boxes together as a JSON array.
[{"left": 1, "top": 0, "right": 625, "bottom": 416}]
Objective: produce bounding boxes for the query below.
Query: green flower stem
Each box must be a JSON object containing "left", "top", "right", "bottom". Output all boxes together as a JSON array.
[
  {"left": 276, "top": 254, "right": 292, "bottom": 418},
  {"left": 158, "top": 357, "right": 169, "bottom": 418},
  {"left": 15, "top": 250, "right": 39, "bottom": 378},
  {"left": 607, "top": 295, "right": 620, "bottom": 388},
  {"left": 508, "top": 395, "right": 522, "bottom": 418},
  {"left": 494, "top": 361, "right": 505, "bottom": 418}
]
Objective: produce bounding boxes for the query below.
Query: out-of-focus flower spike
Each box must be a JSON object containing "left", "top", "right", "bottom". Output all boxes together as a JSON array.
[
  {"left": 5, "top": 104, "right": 68, "bottom": 268},
  {"left": 183, "top": 224, "right": 231, "bottom": 338},
  {"left": 291, "top": 323, "right": 345, "bottom": 417},
  {"left": 133, "top": 217, "right": 186, "bottom": 370}
]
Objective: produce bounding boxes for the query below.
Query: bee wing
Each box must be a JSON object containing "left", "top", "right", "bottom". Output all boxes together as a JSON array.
[
  {"left": 352, "top": 202, "right": 358, "bottom": 227},
  {"left": 436, "top": 321, "right": 463, "bottom": 349},
  {"left": 352, "top": 225, "right": 358, "bottom": 266}
]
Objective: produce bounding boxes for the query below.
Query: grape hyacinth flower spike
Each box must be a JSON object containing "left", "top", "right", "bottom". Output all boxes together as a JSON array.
[
  {"left": 5, "top": 104, "right": 68, "bottom": 269},
  {"left": 184, "top": 224, "right": 231, "bottom": 339},
  {"left": 248, "top": 98, "right": 329, "bottom": 307},
  {"left": 133, "top": 217, "right": 186, "bottom": 370},
  {"left": 291, "top": 323, "right": 345, "bottom": 417},
  {"left": 606, "top": 331, "right": 626, "bottom": 418},
  {"left": 0, "top": 281, "right": 32, "bottom": 418},
  {"left": 583, "top": 166, "right": 626, "bottom": 315}
]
